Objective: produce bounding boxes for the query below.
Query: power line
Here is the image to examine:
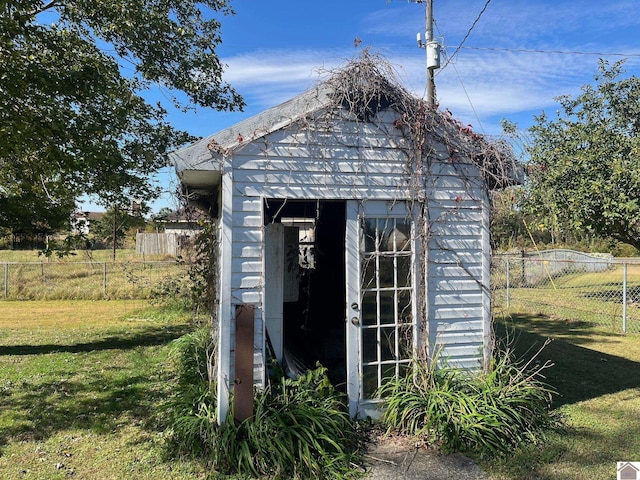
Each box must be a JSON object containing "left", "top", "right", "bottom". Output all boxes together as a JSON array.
[
  {"left": 451, "top": 61, "right": 484, "bottom": 134},
  {"left": 458, "top": 45, "right": 640, "bottom": 58},
  {"left": 441, "top": 0, "right": 492, "bottom": 70}
]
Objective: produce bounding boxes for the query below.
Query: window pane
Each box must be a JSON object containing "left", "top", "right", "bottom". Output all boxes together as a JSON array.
[
  {"left": 398, "top": 362, "right": 410, "bottom": 380},
  {"left": 379, "top": 257, "right": 394, "bottom": 288},
  {"left": 381, "top": 327, "right": 396, "bottom": 361},
  {"left": 379, "top": 290, "right": 395, "bottom": 325},
  {"left": 398, "top": 325, "right": 413, "bottom": 360},
  {"left": 381, "top": 363, "right": 396, "bottom": 383},
  {"left": 362, "top": 328, "right": 378, "bottom": 364},
  {"left": 397, "top": 255, "right": 411, "bottom": 287},
  {"left": 362, "top": 365, "right": 379, "bottom": 399},
  {"left": 362, "top": 291, "right": 377, "bottom": 326},
  {"left": 397, "top": 290, "right": 412, "bottom": 324},
  {"left": 359, "top": 211, "right": 415, "bottom": 403},
  {"left": 378, "top": 218, "right": 394, "bottom": 252},
  {"left": 362, "top": 255, "right": 376, "bottom": 289},
  {"left": 363, "top": 219, "right": 376, "bottom": 253},
  {"left": 396, "top": 221, "right": 411, "bottom": 251}
]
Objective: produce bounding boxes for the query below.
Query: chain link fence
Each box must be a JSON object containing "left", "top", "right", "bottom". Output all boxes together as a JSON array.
[
  {"left": 0, "top": 261, "right": 191, "bottom": 301},
  {"left": 492, "top": 250, "right": 640, "bottom": 333},
  {"left": 5, "top": 252, "right": 640, "bottom": 333}
]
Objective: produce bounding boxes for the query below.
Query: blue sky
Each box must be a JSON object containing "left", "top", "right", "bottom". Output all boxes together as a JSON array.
[{"left": 130, "top": 0, "right": 640, "bottom": 212}]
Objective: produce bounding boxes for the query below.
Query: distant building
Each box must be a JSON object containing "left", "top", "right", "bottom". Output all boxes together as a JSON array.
[
  {"left": 70, "top": 211, "right": 104, "bottom": 235},
  {"left": 161, "top": 207, "right": 209, "bottom": 238}
]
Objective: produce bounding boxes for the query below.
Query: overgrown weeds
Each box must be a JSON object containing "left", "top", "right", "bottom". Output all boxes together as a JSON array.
[
  {"left": 211, "top": 368, "right": 362, "bottom": 479},
  {"left": 165, "top": 329, "right": 362, "bottom": 479},
  {"left": 164, "top": 327, "right": 217, "bottom": 457},
  {"left": 378, "top": 346, "right": 558, "bottom": 458}
]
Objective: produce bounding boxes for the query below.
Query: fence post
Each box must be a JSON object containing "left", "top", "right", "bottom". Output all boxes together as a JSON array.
[
  {"left": 506, "top": 258, "right": 510, "bottom": 309},
  {"left": 622, "top": 262, "right": 627, "bottom": 334},
  {"left": 103, "top": 262, "right": 107, "bottom": 298},
  {"left": 4, "top": 263, "right": 7, "bottom": 298},
  {"left": 521, "top": 250, "right": 526, "bottom": 287}
]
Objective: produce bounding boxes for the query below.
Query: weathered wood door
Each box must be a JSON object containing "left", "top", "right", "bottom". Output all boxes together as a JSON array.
[{"left": 345, "top": 201, "right": 417, "bottom": 418}]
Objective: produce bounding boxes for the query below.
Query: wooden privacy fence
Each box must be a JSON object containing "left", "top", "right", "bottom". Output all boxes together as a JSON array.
[
  {"left": 0, "top": 261, "right": 190, "bottom": 300},
  {"left": 136, "top": 232, "right": 180, "bottom": 256}
]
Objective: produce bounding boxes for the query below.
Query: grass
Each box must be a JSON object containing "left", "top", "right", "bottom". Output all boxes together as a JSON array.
[
  {"left": 2, "top": 289, "right": 639, "bottom": 478},
  {"left": 493, "top": 263, "right": 640, "bottom": 333},
  {"left": 378, "top": 348, "right": 556, "bottom": 459},
  {"left": 0, "top": 248, "right": 174, "bottom": 263},
  {"left": 0, "top": 300, "right": 208, "bottom": 479},
  {"left": 0, "top": 254, "right": 189, "bottom": 301},
  {"left": 484, "top": 313, "right": 640, "bottom": 479}
]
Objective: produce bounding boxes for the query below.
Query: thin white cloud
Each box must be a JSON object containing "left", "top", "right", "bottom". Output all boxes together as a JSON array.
[
  {"left": 218, "top": 0, "right": 640, "bottom": 134},
  {"left": 222, "top": 48, "right": 364, "bottom": 107},
  {"left": 218, "top": 45, "right": 593, "bottom": 132},
  {"left": 364, "top": 0, "right": 640, "bottom": 51}
]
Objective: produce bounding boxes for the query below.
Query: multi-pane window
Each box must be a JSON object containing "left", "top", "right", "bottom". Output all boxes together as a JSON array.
[{"left": 360, "top": 217, "right": 413, "bottom": 399}]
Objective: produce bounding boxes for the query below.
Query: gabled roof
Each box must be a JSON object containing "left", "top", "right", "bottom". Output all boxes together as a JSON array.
[
  {"left": 171, "top": 84, "right": 333, "bottom": 177},
  {"left": 171, "top": 53, "right": 519, "bottom": 193}
]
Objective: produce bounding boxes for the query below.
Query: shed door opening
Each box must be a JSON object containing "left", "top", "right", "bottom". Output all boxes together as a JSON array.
[{"left": 264, "top": 200, "right": 346, "bottom": 388}]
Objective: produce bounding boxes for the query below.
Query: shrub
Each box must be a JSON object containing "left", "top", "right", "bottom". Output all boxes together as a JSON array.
[
  {"left": 165, "top": 332, "right": 362, "bottom": 479},
  {"left": 211, "top": 366, "right": 362, "bottom": 479},
  {"left": 164, "top": 327, "right": 217, "bottom": 457},
  {"left": 378, "top": 348, "right": 557, "bottom": 458}
]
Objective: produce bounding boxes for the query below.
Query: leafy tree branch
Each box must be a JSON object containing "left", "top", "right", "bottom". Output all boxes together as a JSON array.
[
  {"left": 524, "top": 60, "right": 640, "bottom": 250},
  {"left": 0, "top": 0, "right": 243, "bottom": 235}
]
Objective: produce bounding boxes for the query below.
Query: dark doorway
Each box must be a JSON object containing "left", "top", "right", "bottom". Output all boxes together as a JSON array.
[{"left": 264, "top": 199, "right": 347, "bottom": 388}]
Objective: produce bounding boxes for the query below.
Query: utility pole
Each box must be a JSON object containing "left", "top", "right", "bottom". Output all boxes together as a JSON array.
[{"left": 415, "top": 0, "right": 440, "bottom": 108}]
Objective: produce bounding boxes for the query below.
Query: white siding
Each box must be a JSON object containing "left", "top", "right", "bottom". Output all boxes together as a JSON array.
[
  {"left": 223, "top": 106, "right": 491, "bottom": 397},
  {"left": 426, "top": 157, "right": 490, "bottom": 370},
  {"left": 232, "top": 112, "right": 413, "bottom": 202}
]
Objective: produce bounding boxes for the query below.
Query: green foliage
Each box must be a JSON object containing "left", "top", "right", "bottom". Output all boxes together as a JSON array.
[
  {"left": 185, "top": 221, "right": 219, "bottom": 314},
  {"left": 0, "top": 1, "right": 243, "bottom": 232},
  {"left": 213, "top": 368, "right": 361, "bottom": 479},
  {"left": 378, "top": 349, "right": 557, "bottom": 458},
  {"left": 164, "top": 327, "right": 217, "bottom": 457},
  {"left": 90, "top": 205, "right": 145, "bottom": 248},
  {"left": 149, "top": 220, "right": 218, "bottom": 314},
  {"left": 166, "top": 355, "right": 362, "bottom": 479},
  {"left": 525, "top": 60, "right": 640, "bottom": 250}
]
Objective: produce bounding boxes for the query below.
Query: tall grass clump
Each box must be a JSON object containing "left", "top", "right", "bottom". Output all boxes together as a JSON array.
[
  {"left": 164, "top": 327, "right": 217, "bottom": 457},
  {"left": 378, "top": 347, "right": 557, "bottom": 458},
  {"left": 165, "top": 332, "right": 362, "bottom": 479},
  {"left": 211, "top": 366, "right": 362, "bottom": 479}
]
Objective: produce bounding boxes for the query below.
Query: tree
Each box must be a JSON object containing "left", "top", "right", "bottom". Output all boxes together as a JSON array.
[
  {"left": 91, "top": 203, "right": 146, "bottom": 255},
  {"left": 0, "top": 1, "right": 243, "bottom": 233},
  {"left": 524, "top": 60, "right": 640, "bottom": 250}
]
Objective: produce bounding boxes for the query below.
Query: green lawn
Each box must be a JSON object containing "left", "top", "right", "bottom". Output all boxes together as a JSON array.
[
  {"left": 485, "top": 313, "right": 640, "bottom": 479},
  {"left": 493, "top": 263, "right": 640, "bottom": 333},
  {"left": 0, "top": 300, "right": 208, "bottom": 479},
  {"left": 2, "top": 300, "right": 639, "bottom": 479},
  {"left": 0, "top": 248, "right": 173, "bottom": 263}
]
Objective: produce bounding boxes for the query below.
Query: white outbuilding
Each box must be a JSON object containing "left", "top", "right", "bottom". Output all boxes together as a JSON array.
[{"left": 171, "top": 56, "right": 516, "bottom": 422}]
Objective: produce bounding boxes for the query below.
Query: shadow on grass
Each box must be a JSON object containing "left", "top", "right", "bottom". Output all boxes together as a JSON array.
[
  {"left": 0, "top": 324, "right": 191, "bottom": 356},
  {"left": 577, "top": 283, "right": 640, "bottom": 299},
  {"left": 489, "top": 399, "right": 640, "bottom": 478},
  {"left": 497, "top": 313, "right": 640, "bottom": 407},
  {"left": 0, "top": 323, "right": 192, "bottom": 454}
]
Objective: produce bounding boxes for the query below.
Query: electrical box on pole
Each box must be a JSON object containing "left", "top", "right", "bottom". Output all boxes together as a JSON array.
[{"left": 426, "top": 41, "right": 441, "bottom": 69}]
